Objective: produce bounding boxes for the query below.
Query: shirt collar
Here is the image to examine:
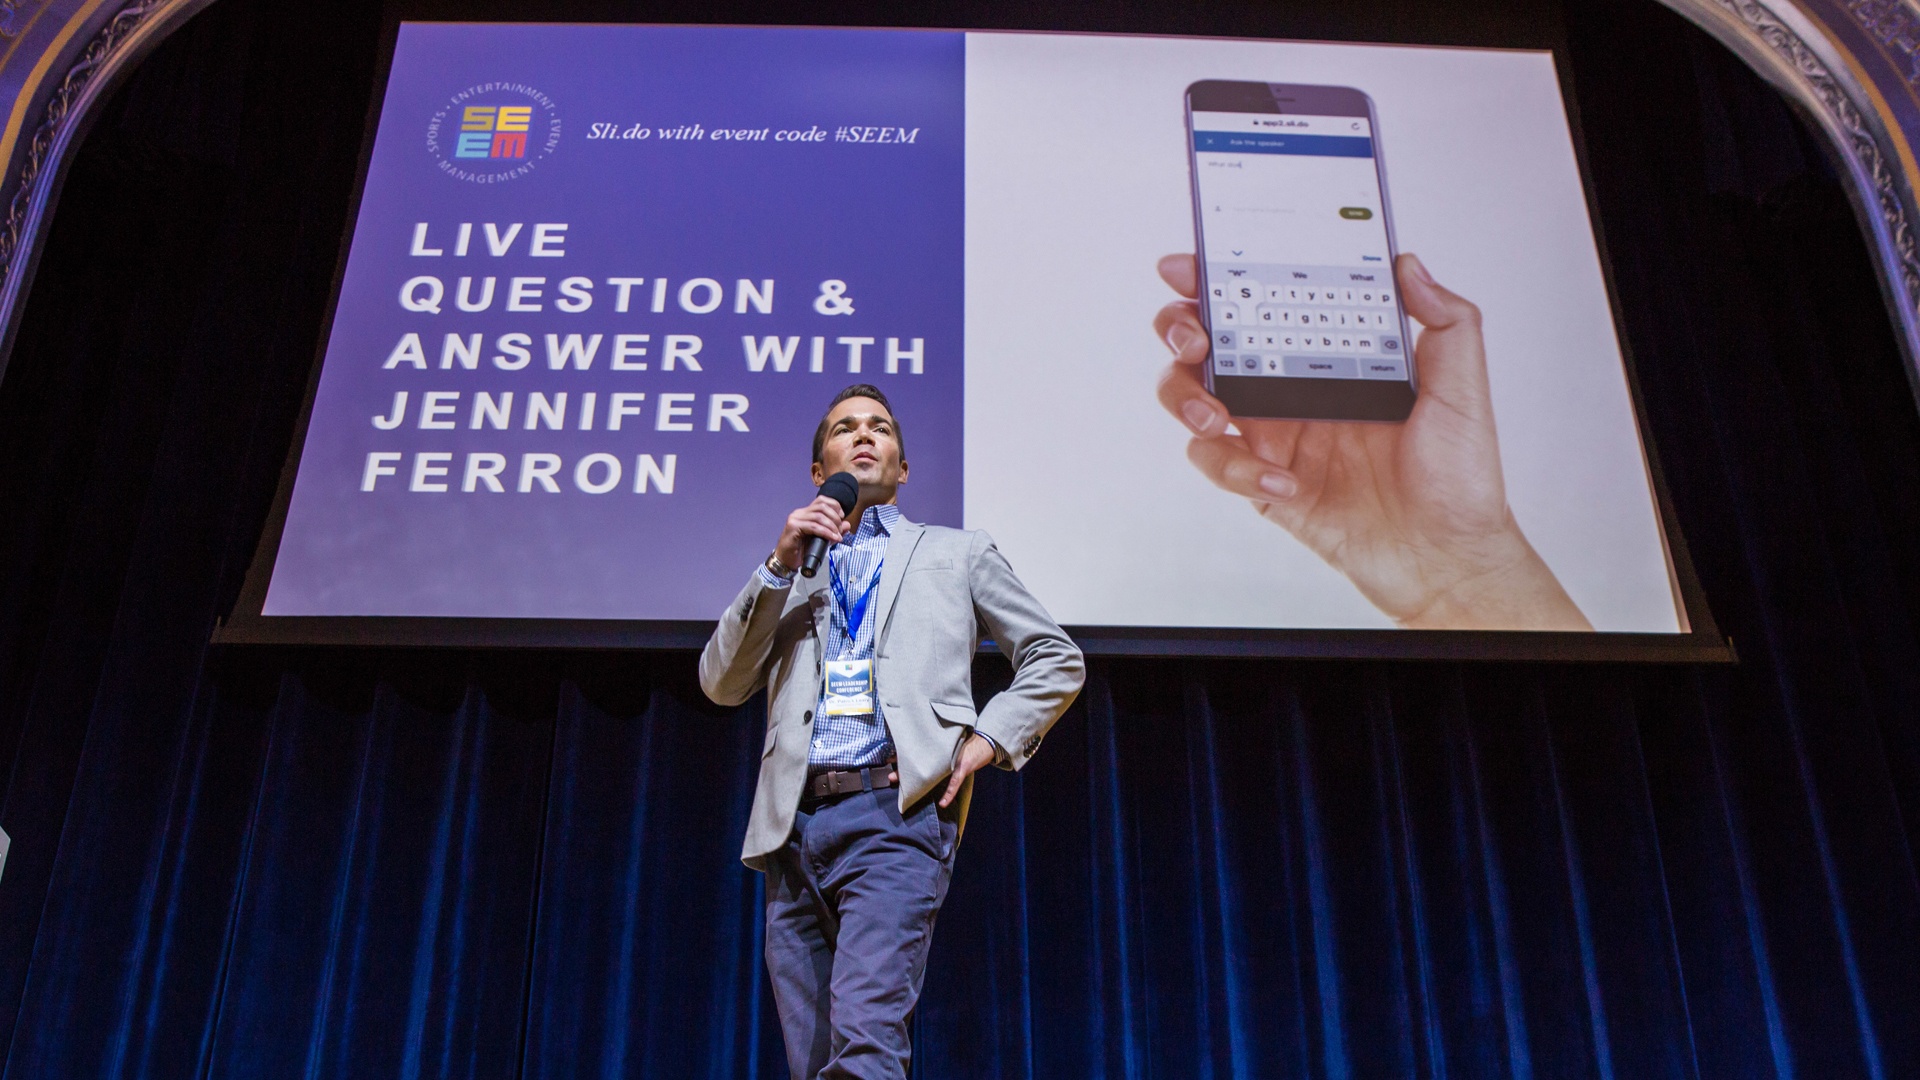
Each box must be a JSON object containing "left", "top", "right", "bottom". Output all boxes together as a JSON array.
[{"left": 844, "top": 502, "right": 900, "bottom": 544}]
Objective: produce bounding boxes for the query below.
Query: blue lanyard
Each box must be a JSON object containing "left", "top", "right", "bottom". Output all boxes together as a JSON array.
[{"left": 830, "top": 550, "right": 885, "bottom": 643}]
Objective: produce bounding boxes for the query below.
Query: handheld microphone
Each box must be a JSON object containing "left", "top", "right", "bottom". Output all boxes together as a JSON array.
[{"left": 801, "top": 471, "right": 860, "bottom": 578}]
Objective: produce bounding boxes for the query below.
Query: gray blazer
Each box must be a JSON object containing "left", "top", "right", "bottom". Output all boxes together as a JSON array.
[{"left": 700, "top": 516, "right": 1085, "bottom": 869}]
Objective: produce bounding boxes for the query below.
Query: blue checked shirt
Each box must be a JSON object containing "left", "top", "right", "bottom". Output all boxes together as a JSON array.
[
  {"left": 755, "top": 502, "right": 998, "bottom": 771},
  {"left": 757, "top": 503, "right": 899, "bottom": 769}
]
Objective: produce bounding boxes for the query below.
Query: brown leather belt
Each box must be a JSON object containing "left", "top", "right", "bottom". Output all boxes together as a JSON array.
[{"left": 805, "top": 762, "right": 895, "bottom": 801}]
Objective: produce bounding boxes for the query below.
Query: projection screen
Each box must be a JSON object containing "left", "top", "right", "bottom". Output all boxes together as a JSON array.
[{"left": 219, "top": 23, "right": 1726, "bottom": 659}]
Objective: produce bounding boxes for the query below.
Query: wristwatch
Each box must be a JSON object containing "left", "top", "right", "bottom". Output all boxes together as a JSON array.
[{"left": 765, "top": 551, "right": 796, "bottom": 579}]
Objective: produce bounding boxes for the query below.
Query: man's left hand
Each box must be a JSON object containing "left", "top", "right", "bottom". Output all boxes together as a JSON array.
[{"left": 938, "top": 733, "right": 996, "bottom": 808}]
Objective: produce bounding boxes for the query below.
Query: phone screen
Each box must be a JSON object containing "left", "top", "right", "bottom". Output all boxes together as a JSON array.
[{"left": 1188, "top": 82, "right": 1415, "bottom": 421}]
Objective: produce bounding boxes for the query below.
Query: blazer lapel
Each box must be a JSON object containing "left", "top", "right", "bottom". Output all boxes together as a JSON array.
[{"left": 870, "top": 517, "right": 923, "bottom": 646}]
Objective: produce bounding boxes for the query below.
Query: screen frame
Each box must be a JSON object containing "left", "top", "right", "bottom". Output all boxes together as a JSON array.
[{"left": 213, "top": 15, "right": 1733, "bottom": 663}]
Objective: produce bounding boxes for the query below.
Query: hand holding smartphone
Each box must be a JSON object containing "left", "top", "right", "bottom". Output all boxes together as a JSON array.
[
  {"left": 1156, "top": 86, "right": 1590, "bottom": 629},
  {"left": 1186, "top": 80, "right": 1416, "bottom": 422}
]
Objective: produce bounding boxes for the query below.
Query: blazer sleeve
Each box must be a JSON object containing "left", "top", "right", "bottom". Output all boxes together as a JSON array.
[
  {"left": 698, "top": 569, "right": 793, "bottom": 707},
  {"left": 966, "top": 529, "right": 1085, "bottom": 770}
]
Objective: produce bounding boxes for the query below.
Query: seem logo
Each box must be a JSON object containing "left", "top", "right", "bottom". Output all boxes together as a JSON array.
[
  {"left": 458, "top": 105, "right": 531, "bottom": 158},
  {"left": 426, "top": 83, "right": 559, "bottom": 184}
]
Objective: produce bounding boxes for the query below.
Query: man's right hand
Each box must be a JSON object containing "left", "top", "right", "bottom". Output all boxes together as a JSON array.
[{"left": 773, "top": 495, "right": 852, "bottom": 572}]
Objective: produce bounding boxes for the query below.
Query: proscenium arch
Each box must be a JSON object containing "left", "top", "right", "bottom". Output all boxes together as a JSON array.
[
  {"left": 0, "top": 0, "right": 1914, "bottom": 411},
  {"left": 0, "top": 0, "right": 218, "bottom": 383},
  {"left": 1653, "top": 0, "right": 1920, "bottom": 414}
]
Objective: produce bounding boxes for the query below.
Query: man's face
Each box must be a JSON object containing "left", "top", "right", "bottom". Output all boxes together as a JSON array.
[{"left": 812, "top": 396, "right": 907, "bottom": 499}]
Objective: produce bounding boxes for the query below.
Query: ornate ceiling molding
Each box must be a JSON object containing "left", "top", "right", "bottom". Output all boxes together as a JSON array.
[
  {"left": 1656, "top": 0, "right": 1920, "bottom": 403},
  {"left": 0, "top": 0, "right": 213, "bottom": 385}
]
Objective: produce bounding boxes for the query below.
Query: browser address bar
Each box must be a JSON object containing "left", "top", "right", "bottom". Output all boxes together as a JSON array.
[{"left": 1189, "top": 111, "right": 1373, "bottom": 137}]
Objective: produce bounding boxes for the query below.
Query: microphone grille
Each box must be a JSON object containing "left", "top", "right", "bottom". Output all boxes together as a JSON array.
[{"left": 820, "top": 471, "right": 860, "bottom": 514}]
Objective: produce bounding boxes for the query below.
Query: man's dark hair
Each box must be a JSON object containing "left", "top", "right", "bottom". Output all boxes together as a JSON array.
[{"left": 812, "top": 384, "right": 904, "bottom": 465}]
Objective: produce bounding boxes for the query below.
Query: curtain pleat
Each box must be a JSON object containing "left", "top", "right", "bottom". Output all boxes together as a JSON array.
[
  {"left": 201, "top": 672, "right": 548, "bottom": 1080},
  {"left": 518, "top": 670, "right": 773, "bottom": 1080},
  {"left": 21, "top": 645, "right": 1910, "bottom": 1080}
]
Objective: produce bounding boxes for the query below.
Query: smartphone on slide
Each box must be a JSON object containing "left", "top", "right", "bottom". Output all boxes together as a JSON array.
[{"left": 1186, "top": 80, "right": 1416, "bottom": 422}]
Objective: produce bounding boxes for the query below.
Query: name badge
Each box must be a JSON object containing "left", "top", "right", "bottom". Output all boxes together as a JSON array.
[{"left": 823, "top": 659, "right": 876, "bottom": 716}]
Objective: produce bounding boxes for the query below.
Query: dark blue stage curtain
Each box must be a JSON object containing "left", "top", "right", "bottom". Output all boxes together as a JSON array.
[{"left": 0, "top": 1, "right": 1916, "bottom": 1078}]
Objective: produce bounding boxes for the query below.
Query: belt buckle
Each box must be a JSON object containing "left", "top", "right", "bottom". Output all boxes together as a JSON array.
[
  {"left": 806, "top": 768, "right": 853, "bottom": 802},
  {"left": 804, "top": 760, "right": 895, "bottom": 804}
]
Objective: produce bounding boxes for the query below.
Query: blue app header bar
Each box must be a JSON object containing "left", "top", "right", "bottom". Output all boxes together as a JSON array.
[{"left": 1193, "top": 130, "right": 1375, "bottom": 158}]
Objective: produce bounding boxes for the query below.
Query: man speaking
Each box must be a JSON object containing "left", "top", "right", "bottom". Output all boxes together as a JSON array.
[{"left": 700, "top": 384, "right": 1084, "bottom": 1079}]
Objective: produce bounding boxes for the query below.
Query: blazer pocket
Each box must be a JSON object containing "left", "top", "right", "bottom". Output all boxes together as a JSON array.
[
  {"left": 929, "top": 700, "right": 978, "bottom": 728},
  {"left": 907, "top": 559, "right": 957, "bottom": 574}
]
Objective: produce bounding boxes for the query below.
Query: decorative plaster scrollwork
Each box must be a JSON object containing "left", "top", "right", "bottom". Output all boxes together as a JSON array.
[
  {"left": 1844, "top": 0, "right": 1920, "bottom": 87},
  {"left": 0, "top": 0, "right": 211, "bottom": 376},
  {"left": 1661, "top": 0, "right": 1920, "bottom": 392},
  {"left": 0, "top": 0, "right": 167, "bottom": 277},
  {"left": 0, "top": 2, "right": 35, "bottom": 41}
]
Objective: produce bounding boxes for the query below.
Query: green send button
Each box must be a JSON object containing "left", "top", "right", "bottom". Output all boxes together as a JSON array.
[{"left": 1339, "top": 206, "right": 1373, "bottom": 220}]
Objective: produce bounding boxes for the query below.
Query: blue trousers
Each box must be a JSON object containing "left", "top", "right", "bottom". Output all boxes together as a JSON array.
[{"left": 764, "top": 782, "right": 959, "bottom": 1080}]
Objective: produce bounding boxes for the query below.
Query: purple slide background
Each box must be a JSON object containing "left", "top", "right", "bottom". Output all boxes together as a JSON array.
[{"left": 264, "top": 25, "right": 964, "bottom": 619}]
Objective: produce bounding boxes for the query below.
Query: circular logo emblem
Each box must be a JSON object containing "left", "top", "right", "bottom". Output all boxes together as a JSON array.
[{"left": 426, "top": 82, "right": 560, "bottom": 184}]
